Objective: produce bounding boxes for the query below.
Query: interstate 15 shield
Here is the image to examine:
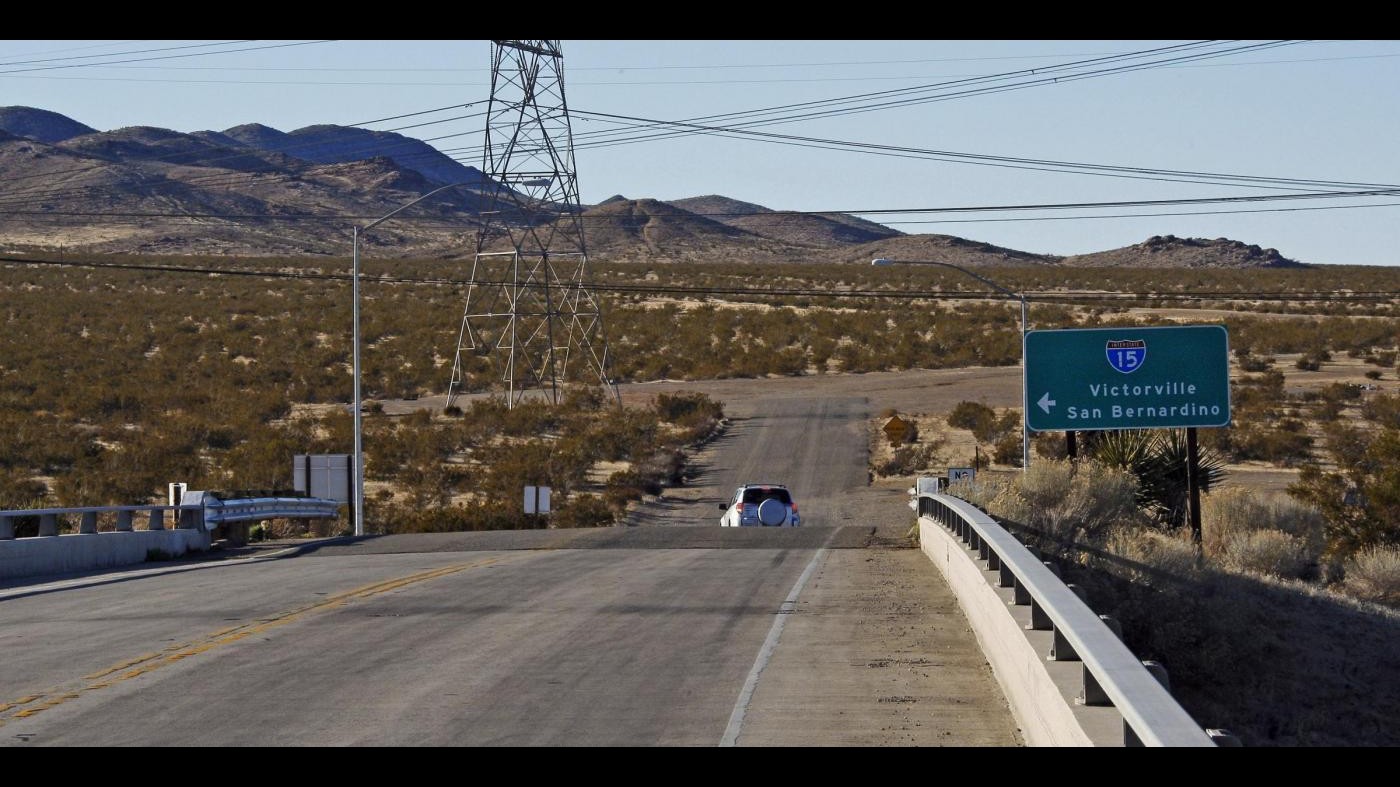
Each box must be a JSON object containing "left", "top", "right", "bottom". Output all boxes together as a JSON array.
[{"left": 1105, "top": 338, "right": 1146, "bottom": 374}]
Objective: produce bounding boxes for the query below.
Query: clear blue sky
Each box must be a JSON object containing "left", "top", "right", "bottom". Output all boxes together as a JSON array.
[{"left": 3, "top": 39, "right": 1398, "bottom": 265}]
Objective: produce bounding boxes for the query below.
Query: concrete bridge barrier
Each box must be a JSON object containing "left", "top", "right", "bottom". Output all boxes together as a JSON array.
[{"left": 916, "top": 491, "right": 1228, "bottom": 747}]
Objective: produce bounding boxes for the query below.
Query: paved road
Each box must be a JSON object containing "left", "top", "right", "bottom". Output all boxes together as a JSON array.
[
  {"left": 627, "top": 395, "right": 876, "bottom": 528},
  {"left": 0, "top": 392, "right": 1019, "bottom": 747}
]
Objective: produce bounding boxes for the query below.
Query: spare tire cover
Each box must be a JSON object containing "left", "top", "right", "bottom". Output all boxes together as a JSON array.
[{"left": 757, "top": 498, "right": 787, "bottom": 526}]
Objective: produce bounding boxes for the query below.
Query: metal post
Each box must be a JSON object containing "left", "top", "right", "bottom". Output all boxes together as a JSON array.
[
  {"left": 353, "top": 225, "right": 364, "bottom": 538},
  {"left": 349, "top": 182, "right": 469, "bottom": 538},
  {"left": 1067, "top": 430, "right": 1078, "bottom": 459},
  {"left": 1021, "top": 294, "right": 1029, "bottom": 470},
  {"left": 1187, "top": 427, "right": 1202, "bottom": 544}
]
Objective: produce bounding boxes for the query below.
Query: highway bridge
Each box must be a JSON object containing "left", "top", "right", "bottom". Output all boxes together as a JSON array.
[{"left": 0, "top": 393, "right": 1217, "bottom": 746}]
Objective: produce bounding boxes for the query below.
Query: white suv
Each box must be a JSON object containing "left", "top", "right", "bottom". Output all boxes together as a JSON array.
[{"left": 719, "top": 484, "right": 800, "bottom": 527}]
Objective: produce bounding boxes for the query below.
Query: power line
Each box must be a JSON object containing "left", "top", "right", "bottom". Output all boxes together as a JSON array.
[
  {"left": 880, "top": 201, "right": 1400, "bottom": 226},
  {"left": 0, "top": 40, "right": 338, "bottom": 75},
  {"left": 0, "top": 40, "right": 251, "bottom": 68},
  {"left": 446, "top": 41, "right": 1296, "bottom": 158},
  {"left": 557, "top": 109, "right": 1391, "bottom": 194},
  {"left": 0, "top": 42, "right": 1316, "bottom": 209},
  {"left": 3, "top": 255, "right": 1397, "bottom": 303},
  {"left": 0, "top": 40, "right": 1371, "bottom": 222},
  {"left": 7, "top": 187, "right": 1400, "bottom": 229},
  {"left": 0, "top": 40, "right": 150, "bottom": 59}
]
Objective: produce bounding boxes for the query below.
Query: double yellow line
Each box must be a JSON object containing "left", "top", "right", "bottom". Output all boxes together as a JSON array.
[{"left": 0, "top": 555, "right": 512, "bottom": 725}]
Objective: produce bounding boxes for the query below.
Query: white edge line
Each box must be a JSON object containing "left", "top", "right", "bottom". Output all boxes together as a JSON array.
[{"left": 720, "top": 545, "right": 830, "bottom": 747}]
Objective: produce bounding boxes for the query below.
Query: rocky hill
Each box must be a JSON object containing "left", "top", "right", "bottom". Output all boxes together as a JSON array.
[
  {"left": 0, "top": 106, "right": 96, "bottom": 144},
  {"left": 1060, "top": 235, "right": 1308, "bottom": 268},
  {"left": 666, "top": 194, "right": 900, "bottom": 247},
  {"left": 845, "top": 234, "right": 1059, "bottom": 267},
  {"left": 582, "top": 198, "right": 808, "bottom": 262}
]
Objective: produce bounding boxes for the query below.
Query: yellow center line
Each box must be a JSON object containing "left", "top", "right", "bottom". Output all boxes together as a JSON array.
[{"left": 0, "top": 554, "right": 516, "bottom": 726}]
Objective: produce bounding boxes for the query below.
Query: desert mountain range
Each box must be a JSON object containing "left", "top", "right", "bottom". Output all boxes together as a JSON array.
[{"left": 0, "top": 106, "right": 1306, "bottom": 267}]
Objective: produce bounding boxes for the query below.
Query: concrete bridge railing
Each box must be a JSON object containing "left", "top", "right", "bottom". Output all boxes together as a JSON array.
[
  {"left": 0, "top": 495, "right": 340, "bottom": 581},
  {"left": 916, "top": 491, "right": 1235, "bottom": 747}
]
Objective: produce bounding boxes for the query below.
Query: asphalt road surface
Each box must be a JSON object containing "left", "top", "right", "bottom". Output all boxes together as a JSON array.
[
  {"left": 0, "top": 394, "right": 1019, "bottom": 747},
  {"left": 626, "top": 395, "right": 877, "bottom": 528}
]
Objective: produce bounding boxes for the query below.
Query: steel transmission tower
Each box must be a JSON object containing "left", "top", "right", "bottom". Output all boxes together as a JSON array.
[{"left": 446, "top": 40, "right": 619, "bottom": 409}]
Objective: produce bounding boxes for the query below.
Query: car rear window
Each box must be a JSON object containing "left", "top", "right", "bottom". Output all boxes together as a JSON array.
[{"left": 742, "top": 487, "right": 792, "bottom": 505}]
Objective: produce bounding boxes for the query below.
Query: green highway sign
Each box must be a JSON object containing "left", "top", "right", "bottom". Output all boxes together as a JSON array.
[{"left": 1024, "top": 325, "right": 1230, "bottom": 432}]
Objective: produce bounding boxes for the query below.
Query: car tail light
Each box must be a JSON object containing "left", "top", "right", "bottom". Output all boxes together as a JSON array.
[{"left": 790, "top": 502, "right": 798, "bottom": 513}]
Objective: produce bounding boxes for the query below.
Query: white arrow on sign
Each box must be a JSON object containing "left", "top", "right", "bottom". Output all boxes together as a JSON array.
[{"left": 1038, "top": 392, "right": 1057, "bottom": 414}]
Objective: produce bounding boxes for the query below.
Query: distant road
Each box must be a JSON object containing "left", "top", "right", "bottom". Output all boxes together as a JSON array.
[{"left": 627, "top": 395, "right": 872, "bottom": 528}]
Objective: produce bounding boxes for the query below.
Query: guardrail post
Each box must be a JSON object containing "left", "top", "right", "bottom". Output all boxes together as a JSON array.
[
  {"left": 147, "top": 509, "right": 165, "bottom": 531},
  {"left": 39, "top": 513, "right": 59, "bottom": 537},
  {"left": 1029, "top": 599, "right": 1052, "bottom": 631},
  {"left": 1207, "top": 729, "right": 1243, "bottom": 747},
  {"left": 986, "top": 549, "right": 1000, "bottom": 571},
  {"left": 1141, "top": 661, "right": 1170, "bottom": 692},
  {"left": 998, "top": 562, "right": 1015, "bottom": 588},
  {"left": 1099, "top": 615, "right": 1123, "bottom": 640},
  {"left": 0, "top": 515, "right": 13, "bottom": 540},
  {"left": 116, "top": 511, "right": 133, "bottom": 532},
  {"left": 1124, "top": 662, "right": 1173, "bottom": 747},
  {"left": 79, "top": 511, "right": 98, "bottom": 534},
  {"left": 1051, "top": 626, "right": 1079, "bottom": 662},
  {"left": 1081, "top": 667, "right": 1111, "bottom": 706},
  {"left": 1012, "top": 577, "right": 1032, "bottom": 605},
  {"left": 1066, "top": 583, "right": 1088, "bottom": 604}
]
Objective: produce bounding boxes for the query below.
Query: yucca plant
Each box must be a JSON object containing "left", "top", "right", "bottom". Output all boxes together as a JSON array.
[{"left": 1085, "top": 429, "right": 1228, "bottom": 529}]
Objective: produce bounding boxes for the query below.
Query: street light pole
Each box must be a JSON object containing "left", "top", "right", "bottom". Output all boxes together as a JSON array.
[
  {"left": 351, "top": 182, "right": 469, "bottom": 537},
  {"left": 871, "top": 257, "right": 1031, "bottom": 470}
]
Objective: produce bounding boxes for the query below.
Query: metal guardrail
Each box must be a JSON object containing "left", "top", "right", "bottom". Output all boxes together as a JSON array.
[
  {"left": 0, "top": 504, "right": 204, "bottom": 539},
  {"left": 1, "top": 496, "right": 340, "bottom": 539},
  {"left": 918, "top": 492, "right": 1225, "bottom": 747},
  {"left": 203, "top": 497, "right": 341, "bottom": 524}
]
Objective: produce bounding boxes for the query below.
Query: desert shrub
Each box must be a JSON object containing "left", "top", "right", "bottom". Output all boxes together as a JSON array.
[
  {"left": 1366, "top": 370, "right": 1383, "bottom": 381},
  {"left": 947, "top": 401, "right": 996, "bottom": 433},
  {"left": 1219, "top": 530, "right": 1310, "bottom": 579},
  {"left": 877, "top": 440, "right": 944, "bottom": 477},
  {"left": 1228, "top": 423, "right": 1314, "bottom": 466},
  {"left": 1033, "top": 431, "right": 1069, "bottom": 460},
  {"left": 952, "top": 458, "right": 1143, "bottom": 542},
  {"left": 604, "top": 469, "right": 661, "bottom": 509},
  {"left": 992, "top": 432, "right": 1023, "bottom": 466},
  {"left": 1104, "top": 527, "right": 1203, "bottom": 584},
  {"left": 1362, "top": 393, "right": 1400, "bottom": 428},
  {"left": 945, "top": 477, "right": 1005, "bottom": 511},
  {"left": 1290, "top": 426, "right": 1400, "bottom": 557},
  {"left": 1238, "top": 354, "right": 1273, "bottom": 372},
  {"left": 1202, "top": 487, "right": 1326, "bottom": 567},
  {"left": 552, "top": 494, "right": 615, "bottom": 529},
  {"left": 655, "top": 391, "right": 723, "bottom": 424},
  {"left": 1343, "top": 546, "right": 1400, "bottom": 606}
]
